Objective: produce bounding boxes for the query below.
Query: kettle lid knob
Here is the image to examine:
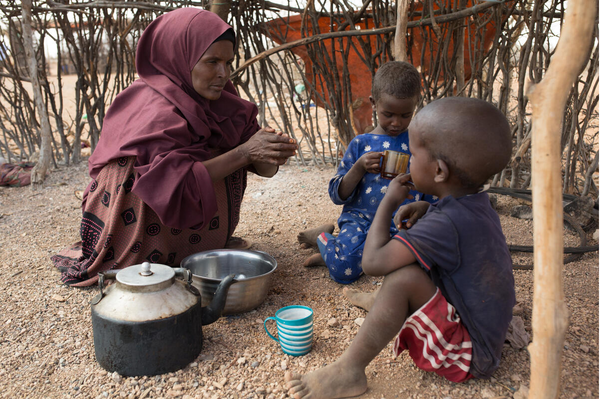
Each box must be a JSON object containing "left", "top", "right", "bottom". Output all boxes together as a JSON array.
[{"left": 140, "top": 262, "right": 153, "bottom": 276}]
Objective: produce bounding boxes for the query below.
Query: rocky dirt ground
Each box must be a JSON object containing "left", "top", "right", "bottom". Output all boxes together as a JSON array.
[{"left": 0, "top": 160, "right": 598, "bottom": 399}]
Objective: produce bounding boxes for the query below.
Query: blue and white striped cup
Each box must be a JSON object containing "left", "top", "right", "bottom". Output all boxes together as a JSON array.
[{"left": 264, "top": 305, "right": 313, "bottom": 356}]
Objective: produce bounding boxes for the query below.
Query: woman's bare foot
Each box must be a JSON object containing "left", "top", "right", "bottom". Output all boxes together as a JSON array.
[
  {"left": 285, "top": 361, "right": 367, "bottom": 399},
  {"left": 303, "top": 253, "right": 326, "bottom": 267},
  {"left": 225, "top": 236, "right": 252, "bottom": 250},
  {"left": 297, "top": 224, "right": 335, "bottom": 248},
  {"left": 343, "top": 287, "right": 380, "bottom": 312}
]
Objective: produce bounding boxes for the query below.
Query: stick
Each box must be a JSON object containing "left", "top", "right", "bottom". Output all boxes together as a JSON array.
[{"left": 526, "top": 0, "right": 596, "bottom": 397}]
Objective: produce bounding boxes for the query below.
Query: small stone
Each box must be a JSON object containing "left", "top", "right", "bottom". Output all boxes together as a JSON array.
[
  {"left": 281, "top": 360, "right": 287, "bottom": 370},
  {"left": 513, "top": 385, "right": 529, "bottom": 399},
  {"left": 237, "top": 357, "right": 246, "bottom": 365},
  {"left": 112, "top": 372, "right": 122, "bottom": 383},
  {"left": 256, "top": 387, "right": 266, "bottom": 395},
  {"left": 593, "top": 229, "right": 599, "bottom": 241},
  {"left": 327, "top": 318, "right": 339, "bottom": 327},
  {"left": 321, "top": 330, "right": 331, "bottom": 339},
  {"left": 251, "top": 361, "right": 259, "bottom": 368},
  {"left": 580, "top": 345, "right": 590, "bottom": 353},
  {"left": 354, "top": 317, "right": 365, "bottom": 326},
  {"left": 236, "top": 380, "right": 245, "bottom": 391},
  {"left": 51, "top": 294, "right": 66, "bottom": 302},
  {"left": 219, "top": 378, "right": 227, "bottom": 387},
  {"left": 511, "top": 205, "right": 533, "bottom": 220},
  {"left": 189, "top": 362, "right": 198, "bottom": 367},
  {"left": 212, "top": 381, "right": 223, "bottom": 389},
  {"left": 510, "top": 374, "right": 522, "bottom": 382},
  {"left": 512, "top": 303, "right": 523, "bottom": 316}
]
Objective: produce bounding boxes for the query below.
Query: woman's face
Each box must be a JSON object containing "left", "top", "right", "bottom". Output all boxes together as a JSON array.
[{"left": 191, "top": 40, "right": 234, "bottom": 101}]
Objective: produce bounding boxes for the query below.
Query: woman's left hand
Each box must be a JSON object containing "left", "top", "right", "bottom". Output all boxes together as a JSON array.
[{"left": 237, "top": 127, "right": 298, "bottom": 165}]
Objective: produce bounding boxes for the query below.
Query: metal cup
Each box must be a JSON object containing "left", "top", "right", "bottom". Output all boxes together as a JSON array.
[{"left": 380, "top": 150, "right": 410, "bottom": 179}]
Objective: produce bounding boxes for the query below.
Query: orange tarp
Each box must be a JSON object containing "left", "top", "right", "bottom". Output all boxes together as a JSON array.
[{"left": 266, "top": 3, "right": 499, "bottom": 134}]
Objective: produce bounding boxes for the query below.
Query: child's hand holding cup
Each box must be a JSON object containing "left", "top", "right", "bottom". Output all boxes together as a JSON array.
[{"left": 386, "top": 173, "right": 414, "bottom": 208}]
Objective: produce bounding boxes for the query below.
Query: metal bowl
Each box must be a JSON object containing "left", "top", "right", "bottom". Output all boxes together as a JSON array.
[{"left": 181, "top": 249, "right": 277, "bottom": 315}]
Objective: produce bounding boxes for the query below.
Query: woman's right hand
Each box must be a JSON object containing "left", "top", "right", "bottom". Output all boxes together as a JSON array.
[
  {"left": 237, "top": 127, "right": 298, "bottom": 165},
  {"left": 393, "top": 200, "right": 431, "bottom": 229}
]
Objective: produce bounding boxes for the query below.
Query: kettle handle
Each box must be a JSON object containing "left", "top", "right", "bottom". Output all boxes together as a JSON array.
[
  {"left": 90, "top": 270, "right": 118, "bottom": 305},
  {"left": 172, "top": 268, "right": 200, "bottom": 296}
]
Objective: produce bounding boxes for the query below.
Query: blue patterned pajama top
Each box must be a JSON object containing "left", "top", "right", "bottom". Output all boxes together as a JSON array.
[{"left": 320, "top": 132, "right": 437, "bottom": 284}]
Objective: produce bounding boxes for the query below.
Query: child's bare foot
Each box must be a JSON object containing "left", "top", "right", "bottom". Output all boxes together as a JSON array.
[
  {"left": 303, "top": 253, "right": 326, "bottom": 267},
  {"left": 285, "top": 361, "right": 367, "bottom": 399},
  {"left": 343, "top": 287, "right": 380, "bottom": 312},
  {"left": 297, "top": 224, "right": 335, "bottom": 248}
]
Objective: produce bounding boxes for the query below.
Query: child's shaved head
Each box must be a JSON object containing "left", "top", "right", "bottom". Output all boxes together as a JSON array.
[{"left": 413, "top": 97, "right": 512, "bottom": 189}]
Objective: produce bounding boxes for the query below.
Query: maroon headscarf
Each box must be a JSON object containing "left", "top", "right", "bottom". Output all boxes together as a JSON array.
[{"left": 88, "top": 8, "right": 259, "bottom": 230}]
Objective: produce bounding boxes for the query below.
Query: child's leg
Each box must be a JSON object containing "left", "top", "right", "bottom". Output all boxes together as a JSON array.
[
  {"left": 310, "top": 230, "right": 365, "bottom": 283},
  {"left": 302, "top": 231, "right": 334, "bottom": 267},
  {"left": 285, "top": 264, "right": 437, "bottom": 399},
  {"left": 297, "top": 224, "right": 335, "bottom": 248}
]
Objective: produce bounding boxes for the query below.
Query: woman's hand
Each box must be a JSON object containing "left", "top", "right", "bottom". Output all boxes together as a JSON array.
[
  {"left": 358, "top": 151, "right": 383, "bottom": 174},
  {"left": 237, "top": 127, "right": 298, "bottom": 166},
  {"left": 394, "top": 200, "right": 431, "bottom": 229}
]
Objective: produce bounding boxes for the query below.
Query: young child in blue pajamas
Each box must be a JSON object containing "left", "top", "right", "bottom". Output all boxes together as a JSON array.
[{"left": 298, "top": 61, "right": 435, "bottom": 284}]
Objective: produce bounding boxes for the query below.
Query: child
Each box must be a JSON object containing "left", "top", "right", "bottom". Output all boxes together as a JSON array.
[
  {"left": 285, "top": 97, "right": 515, "bottom": 399},
  {"left": 298, "top": 61, "right": 435, "bottom": 283}
]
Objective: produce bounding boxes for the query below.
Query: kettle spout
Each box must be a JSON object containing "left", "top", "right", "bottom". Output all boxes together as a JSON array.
[{"left": 201, "top": 274, "right": 236, "bottom": 326}]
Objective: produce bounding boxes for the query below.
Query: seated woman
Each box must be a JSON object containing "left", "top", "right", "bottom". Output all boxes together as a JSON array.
[{"left": 52, "top": 8, "right": 297, "bottom": 286}]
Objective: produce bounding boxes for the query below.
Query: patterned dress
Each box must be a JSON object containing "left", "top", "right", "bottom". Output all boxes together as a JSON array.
[
  {"left": 319, "top": 132, "right": 437, "bottom": 284},
  {"left": 52, "top": 157, "right": 246, "bottom": 286}
]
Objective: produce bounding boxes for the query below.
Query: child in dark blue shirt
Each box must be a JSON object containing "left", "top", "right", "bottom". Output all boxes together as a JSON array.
[
  {"left": 286, "top": 97, "right": 515, "bottom": 398},
  {"left": 297, "top": 61, "right": 435, "bottom": 283}
]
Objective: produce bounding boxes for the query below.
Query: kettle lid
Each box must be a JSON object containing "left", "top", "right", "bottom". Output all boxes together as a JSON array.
[{"left": 116, "top": 262, "right": 175, "bottom": 288}]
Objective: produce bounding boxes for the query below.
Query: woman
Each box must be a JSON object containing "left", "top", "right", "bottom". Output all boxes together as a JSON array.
[{"left": 52, "top": 8, "right": 297, "bottom": 286}]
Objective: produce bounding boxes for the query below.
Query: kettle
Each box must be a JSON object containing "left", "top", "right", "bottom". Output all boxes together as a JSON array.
[{"left": 90, "top": 262, "right": 235, "bottom": 376}]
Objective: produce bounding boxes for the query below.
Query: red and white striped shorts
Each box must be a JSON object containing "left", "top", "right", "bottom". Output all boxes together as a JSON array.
[{"left": 394, "top": 288, "right": 474, "bottom": 383}]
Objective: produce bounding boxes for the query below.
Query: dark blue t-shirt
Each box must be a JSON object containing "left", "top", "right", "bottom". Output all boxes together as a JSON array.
[{"left": 393, "top": 192, "right": 515, "bottom": 379}]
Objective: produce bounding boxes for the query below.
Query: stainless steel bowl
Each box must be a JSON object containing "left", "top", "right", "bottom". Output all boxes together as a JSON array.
[{"left": 181, "top": 249, "right": 277, "bottom": 315}]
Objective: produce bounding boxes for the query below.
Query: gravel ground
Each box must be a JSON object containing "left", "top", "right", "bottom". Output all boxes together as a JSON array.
[{"left": 0, "top": 160, "right": 598, "bottom": 399}]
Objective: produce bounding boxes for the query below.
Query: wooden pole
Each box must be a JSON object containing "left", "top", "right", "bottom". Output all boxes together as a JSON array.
[
  {"left": 526, "top": 0, "right": 596, "bottom": 397},
  {"left": 210, "top": 0, "right": 231, "bottom": 22},
  {"left": 394, "top": 0, "right": 410, "bottom": 62},
  {"left": 21, "top": 0, "right": 52, "bottom": 185}
]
